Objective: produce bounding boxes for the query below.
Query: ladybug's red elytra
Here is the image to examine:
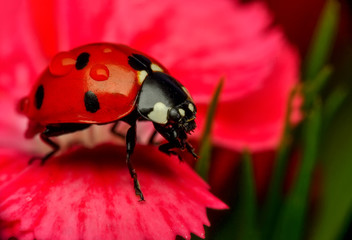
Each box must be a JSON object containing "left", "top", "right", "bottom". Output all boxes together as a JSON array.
[{"left": 19, "top": 43, "right": 198, "bottom": 201}]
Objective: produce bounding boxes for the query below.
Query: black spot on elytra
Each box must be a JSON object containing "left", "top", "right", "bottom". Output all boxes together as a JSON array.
[
  {"left": 84, "top": 91, "right": 100, "bottom": 113},
  {"left": 76, "top": 52, "right": 90, "bottom": 70},
  {"left": 128, "top": 54, "right": 151, "bottom": 72},
  {"left": 35, "top": 85, "right": 44, "bottom": 109}
]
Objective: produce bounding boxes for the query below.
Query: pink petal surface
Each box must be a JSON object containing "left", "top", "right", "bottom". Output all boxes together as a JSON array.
[
  {"left": 196, "top": 45, "right": 300, "bottom": 150},
  {"left": 0, "top": 144, "right": 226, "bottom": 240},
  {"left": 50, "top": 0, "right": 290, "bottom": 102},
  {"left": 0, "top": 1, "right": 47, "bottom": 151},
  {"left": 0, "top": 0, "right": 300, "bottom": 153},
  {"left": 51, "top": 0, "right": 300, "bottom": 151}
]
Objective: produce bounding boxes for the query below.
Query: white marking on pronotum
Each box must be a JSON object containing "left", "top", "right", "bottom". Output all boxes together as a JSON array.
[
  {"left": 148, "top": 102, "right": 169, "bottom": 124},
  {"left": 188, "top": 103, "right": 195, "bottom": 112},
  {"left": 178, "top": 108, "right": 185, "bottom": 117},
  {"left": 137, "top": 70, "right": 148, "bottom": 85},
  {"left": 151, "top": 63, "right": 164, "bottom": 72}
]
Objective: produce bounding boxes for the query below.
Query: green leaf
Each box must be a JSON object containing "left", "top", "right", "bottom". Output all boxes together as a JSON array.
[
  {"left": 196, "top": 78, "right": 224, "bottom": 180},
  {"left": 309, "top": 94, "right": 352, "bottom": 240},
  {"left": 196, "top": 135, "right": 212, "bottom": 180},
  {"left": 304, "top": 0, "right": 340, "bottom": 80},
  {"left": 272, "top": 100, "right": 322, "bottom": 240},
  {"left": 304, "top": 65, "right": 333, "bottom": 109},
  {"left": 214, "top": 151, "right": 259, "bottom": 240},
  {"left": 236, "top": 151, "right": 259, "bottom": 240},
  {"left": 322, "top": 87, "right": 349, "bottom": 130},
  {"left": 260, "top": 87, "right": 297, "bottom": 239}
]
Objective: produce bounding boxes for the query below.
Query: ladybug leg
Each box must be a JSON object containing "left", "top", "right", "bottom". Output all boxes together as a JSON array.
[
  {"left": 29, "top": 130, "right": 60, "bottom": 165},
  {"left": 159, "top": 142, "right": 182, "bottom": 161},
  {"left": 148, "top": 130, "right": 158, "bottom": 145},
  {"left": 125, "top": 123, "right": 145, "bottom": 201},
  {"left": 110, "top": 121, "right": 126, "bottom": 140},
  {"left": 39, "top": 133, "right": 60, "bottom": 165},
  {"left": 174, "top": 128, "right": 198, "bottom": 159},
  {"left": 185, "top": 141, "right": 198, "bottom": 159},
  {"left": 153, "top": 123, "right": 198, "bottom": 160},
  {"left": 153, "top": 123, "right": 183, "bottom": 160},
  {"left": 111, "top": 121, "right": 142, "bottom": 143},
  {"left": 29, "top": 123, "right": 91, "bottom": 165}
]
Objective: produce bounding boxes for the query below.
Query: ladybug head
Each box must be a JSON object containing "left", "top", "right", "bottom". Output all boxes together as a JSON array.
[
  {"left": 181, "top": 119, "right": 196, "bottom": 134},
  {"left": 168, "top": 101, "right": 197, "bottom": 133}
]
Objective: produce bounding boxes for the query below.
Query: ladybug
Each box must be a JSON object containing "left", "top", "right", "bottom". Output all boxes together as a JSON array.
[{"left": 19, "top": 43, "right": 198, "bottom": 201}]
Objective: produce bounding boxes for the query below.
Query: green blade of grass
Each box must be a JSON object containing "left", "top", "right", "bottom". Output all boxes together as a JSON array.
[
  {"left": 272, "top": 100, "right": 322, "bottom": 240},
  {"left": 196, "top": 78, "right": 224, "bottom": 180},
  {"left": 304, "top": 0, "right": 339, "bottom": 80},
  {"left": 260, "top": 87, "right": 297, "bottom": 239},
  {"left": 309, "top": 93, "right": 352, "bottom": 240},
  {"left": 214, "top": 151, "right": 259, "bottom": 240},
  {"left": 322, "top": 87, "right": 349, "bottom": 130},
  {"left": 196, "top": 135, "right": 212, "bottom": 180},
  {"left": 236, "top": 151, "right": 259, "bottom": 240},
  {"left": 304, "top": 65, "right": 333, "bottom": 109},
  {"left": 268, "top": 1, "right": 339, "bottom": 237}
]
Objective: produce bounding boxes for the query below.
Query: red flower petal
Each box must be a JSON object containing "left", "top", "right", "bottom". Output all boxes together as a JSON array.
[
  {"left": 41, "top": 0, "right": 301, "bottom": 151},
  {"left": 0, "top": 145, "right": 226, "bottom": 240},
  {"left": 1, "top": 0, "right": 300, "bottom": 152},
  {"left": 45, "top": 0, "right": 293, "bottom": 103},
  {"left": 196, "top": 45, "right": 300, "bottom": 151}
]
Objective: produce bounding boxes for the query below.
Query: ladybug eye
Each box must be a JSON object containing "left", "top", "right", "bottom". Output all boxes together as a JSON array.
[
  {"left": 169, "top": 108, "right": 181, "bottom": 121},
  {"left": 49, "top": 52, "right": 76, "bottom": 76},
  {"left": 90, "top": 64, "right": 110, "bottom": 81}
]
